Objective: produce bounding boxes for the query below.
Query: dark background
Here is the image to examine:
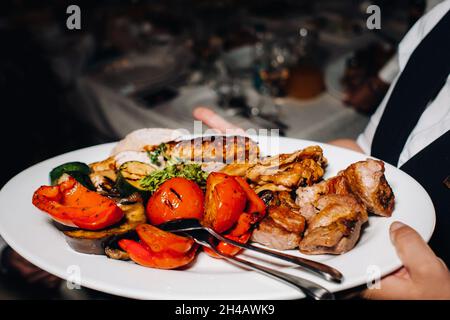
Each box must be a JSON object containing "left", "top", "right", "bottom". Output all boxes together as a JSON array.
[{"left": 0, "top": 0, "right": 416, "bottom": 187}]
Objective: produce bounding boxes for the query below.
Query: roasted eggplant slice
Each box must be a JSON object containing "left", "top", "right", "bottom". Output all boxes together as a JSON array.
[{"left": 63, "top": 201, "right": 146, "bottom": 255}]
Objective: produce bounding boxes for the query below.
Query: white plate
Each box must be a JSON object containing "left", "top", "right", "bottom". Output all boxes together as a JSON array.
[{"left": 0, "top": 137, "right": 435, "bottom": 300}]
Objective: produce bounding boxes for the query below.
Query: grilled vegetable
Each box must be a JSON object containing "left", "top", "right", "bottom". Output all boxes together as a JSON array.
[
  {"left": 118, "top": 224, "right": 198, "bottom": 269},
  {"left": 203, "top": 174, "right": 266, "bottom": 257},
  {"left": 234, "top": 176, "right": 266, "bottom": 219},
  {"left": 116, "top": 161, "right": 156, "bottom": 196},
  {"left": 62, "top": 200, "right": 146, "bottom": 255},
  {"left": 147, "top": 143, "right": 168, "bottom": 166},
  {"left": 140, "top": 163, "right": 209, "bottom": 193},
  {"left": 32, "top": 176, "right": 124, "bottom": 230},
  {"left": 146, "top": 177, "right": 204, "bottom": 225},
  {"left": 50, "top": 162, "right": 94, "bottom": 189},
  {"left": 203, "top": 172, "right": 247, "bottom": 233}
]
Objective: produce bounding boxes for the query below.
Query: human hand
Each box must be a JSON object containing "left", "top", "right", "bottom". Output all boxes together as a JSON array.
[
  {"left": 193, "top": 106, "right": 245, "bottom": 134},
  {"left": 327, "top": 139, "right": 364, "bottom": 153},
  {"left": 363, "top": 221, "right": 450, "bottom": 300},
  {"left": 2, "top": 247, "right": 61, "bottom": 290}
]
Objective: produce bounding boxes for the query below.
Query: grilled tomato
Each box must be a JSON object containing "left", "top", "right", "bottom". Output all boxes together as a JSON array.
[{"left": 146, "top": 177, "right": 204, "bottom": 225}]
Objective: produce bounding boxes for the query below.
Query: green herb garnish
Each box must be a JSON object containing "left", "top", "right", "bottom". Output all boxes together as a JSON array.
[
  {"left": 140, "top": 163, "right": 209, "bottom": 192},
  {"left": 147, "top": 143, "right": 168, "bottom": 166}
]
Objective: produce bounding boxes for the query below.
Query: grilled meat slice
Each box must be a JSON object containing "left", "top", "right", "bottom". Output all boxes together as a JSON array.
[
  {"left": 255, "top": 159, "right": 325, "bottom": 188},
  {"left": 252, "top": 159, "right": 393, "bottom": 255},
  {"left": 296, "top": 175, "right": 349, "bottom": 221},
  {"left": 307, "top": 195, "right": 368, "bottom": 230},
  {"left": 112, "top": 128, "right": 260, "bottom": 167},
  {"left": 252, "top": 192, "right": 306, "bottom": 250},
  {"left": 342, "top": 159, "right": 395, "bottom": 217},
  {"left": 251, "top": 217, "right": 302, "bottom": 250},
  {"left": 296, "top": 159, "right": 395, "bottom": 218},
  {"left": 160, "top": 135, "right": 260, "bottom": 164},
  {"left": 111, "top": 128, "right": 182, "bottom": 155},
  {"left": 254, "top": 183, "right": 291, "bottom": 194},
  {"left": 269, "top": 206, "right": 306, "bottom": 234},
  {"left": 222, "top": 146, "right": 327, "bottom": 191},
  {"left": 220, "top": 162, "right": 254, "bottom": 176},
  {"left": 299, "top": 195, "right": 368, "bottom": 255},
  {"left": 299, "top": 218, "right": 365, "bottom": 255},
  {"left": 246, "top": 146, "right": 326, "bottom": 187}
]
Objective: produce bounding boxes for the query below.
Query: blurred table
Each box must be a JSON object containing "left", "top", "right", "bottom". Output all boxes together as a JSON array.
[
  {"left": 70, "top": 31, "right": 380, "bottom": 143},
  {"left": 72, "top": 79, "right": 369, "bottom": 143}
]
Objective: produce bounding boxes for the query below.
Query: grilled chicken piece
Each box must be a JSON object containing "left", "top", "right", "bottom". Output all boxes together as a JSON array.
[
  {"left": 222, "top": 146, "right": 327, "bottom": 191},
  {"left": 247, "top": 146, "right": 326, "bottom": 187},
  {"left": 254, "top": 183, "right": 291, "bottom": 194},
  {"left": 342, "top": 159, "right": 395, "bottom": 217},
  {"left": 255, "top": 159, "right": 325, "bottom": 188},
  {"left": 200, "top": 162, "right": 228, "bottom": 173},
  {"left": 252, "top": 191, "right": 306, "bottom": 250},
  {"left": 221, "top": 162, "right": 255, "bottom": 177},
  {"left": 112, "top": 128, "right": 260, "bottom": 166},
  {"left": 299, "top": 195, "right": 368, "bottom": 255},
  {"left": 163, "top": 135, "right": 260, "bottom": 164},
  {"left": 111, "top": 128, "right": 183, "bottom": 155}
]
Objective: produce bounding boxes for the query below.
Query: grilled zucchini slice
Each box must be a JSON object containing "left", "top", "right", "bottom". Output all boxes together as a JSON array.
[
  {"left": 116, "top": 161, "right": 156, "bottom": 196},
  {"left": 50, "top": 162, "right": 94, "bottom": 189}
]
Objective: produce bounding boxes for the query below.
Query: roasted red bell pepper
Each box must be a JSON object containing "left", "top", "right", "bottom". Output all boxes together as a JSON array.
[
  {"left": 136, "top": 224, "right": 194, "bottom": 254},
  {"left": 203, "top": 174, "right": 267, "bottom": 258},
  {"left": 204, "top": 232, "right": 252, "bottom": 258},
  {"left": 234, "top": 176, "right": 266, "bottom": 221},
  {"left": 203, "top": 172, "right": 247, "bottom": 233},
  {"left": 216, "top": 232, "right": 252, "bottom": 256},
  {"left": 119, "top": 224, "right": 197, "bottom": 269},
  {"left": 205, "top": 212, "right": 254, "bottom": 258},
  {"left": 32, "top": 176, "right": 123, "bottom": 230}
]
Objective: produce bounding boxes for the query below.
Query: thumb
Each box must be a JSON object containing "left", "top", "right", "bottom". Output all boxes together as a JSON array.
[{"left": 389, "top": 221, "right": 439, "bottom": 280}]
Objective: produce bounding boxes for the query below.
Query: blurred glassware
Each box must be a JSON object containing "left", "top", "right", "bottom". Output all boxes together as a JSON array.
[
  {"left": 251, "top": 25, "right": 293, "bottom": 97},
  {"left": 285, "top": 22, "right": 325, "bottom": 100}
]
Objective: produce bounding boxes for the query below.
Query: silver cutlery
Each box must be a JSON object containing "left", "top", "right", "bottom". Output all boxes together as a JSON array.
[
  {"left": 159, "top": 218, "right": 343, "bottom": 283},
  {"left": 183, "top": 228, "right": 334, "bottom": 300}
]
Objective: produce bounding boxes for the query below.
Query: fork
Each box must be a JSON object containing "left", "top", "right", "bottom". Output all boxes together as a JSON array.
[
  {"left": 159, "top": 218, "right": 343, "bottom": 283},
  {"left": 183, "top": 228, "right": 334, "bottom": 300}
]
